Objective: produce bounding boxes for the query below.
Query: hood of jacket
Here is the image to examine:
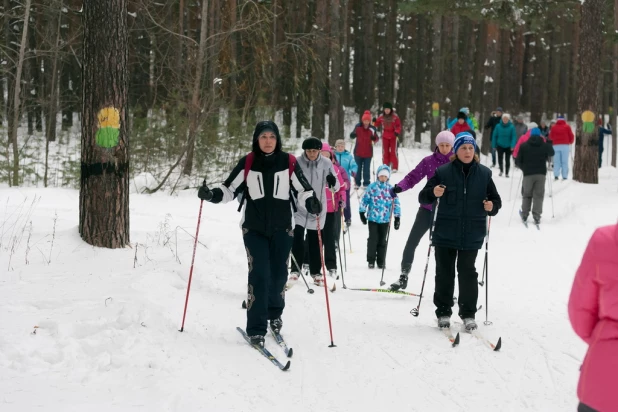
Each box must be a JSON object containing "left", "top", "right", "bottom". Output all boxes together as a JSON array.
[{"left": 252, "top": 120, "right": 282, "bottom": 154}]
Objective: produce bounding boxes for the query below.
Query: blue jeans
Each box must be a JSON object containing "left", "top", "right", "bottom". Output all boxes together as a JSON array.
[
  {"left": 553, "top": 144, "right": 570, "bottom": 179},
  {"left": 354, "top": 156, "right": 372, "bottom": 187}
]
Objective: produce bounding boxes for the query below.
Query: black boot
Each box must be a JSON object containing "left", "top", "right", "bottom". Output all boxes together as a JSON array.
[
  {"left": 249, "top": 335, "right": 265, "bottom": 347},
  {"left": 270, "top": 317, "right": 283, "bottom": 334},
  {"left": 390, "top": 273, "right": 409, "bottom": 291}
]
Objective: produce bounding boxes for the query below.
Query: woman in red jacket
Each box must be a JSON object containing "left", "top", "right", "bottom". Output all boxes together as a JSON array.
[
  {"left": 450, "top": 111, "right": 473, "bottom": 136},
  {"left": 375, "top": 102, "right": 402, "bottom": 172},
  {"left": 350, "top": 110, "right": 379, "bottom": 188},
  {"left": 549, "top": 116, "right": 574, "bottom": 180}
]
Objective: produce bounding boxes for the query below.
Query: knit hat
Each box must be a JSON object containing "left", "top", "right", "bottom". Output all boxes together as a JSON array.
[
  {"left": 453, "top": 132, "right": 477, "bottom": 153},
  {"left": 530, "top": 127, "right": 541, "bottom": 137},
  {"left": 383, "top": 102, "right": 393, "bottom": 110},
  {"left": 321, "top": 142, "right": 332, "bottom": 153},
  {"left": 502, "top": 113, "right": 511, "bottom": 120},
  {"left": 435, "top": 131, "right": 455, "bottom": 146},
  {"left": 496, "top": 107, "right": 504, "bottom": 113},
  {"left": 457, "top": 111, "right": 467, "bottom": 120},
  {"left": 376, "top": 164, "right": 391, "bottom": 179},
  {"left": 557, "top": 115, "right": 565, "bottom": 120},
  {"left": 252, "top": 120, "right": 282, "bottom": 153},
  {"left": 528, "top": 122, "right": 538, "bottom": 129},
  {"left": 361, "top": 110, "right": 372, "bottom": 122},
  {"left": 302, "top": 137, "right": 323, "bottom": 151},
  {"left": 335, "top": 139, "right": 345, "bottom": 147},
  {"left": 459, "top": 107, "right": 470, "bottom": 115}
]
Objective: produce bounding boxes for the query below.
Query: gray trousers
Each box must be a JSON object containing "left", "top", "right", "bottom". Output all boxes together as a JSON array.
[{"left": 521, "top": 174, "right": 545, "bottom": 221}]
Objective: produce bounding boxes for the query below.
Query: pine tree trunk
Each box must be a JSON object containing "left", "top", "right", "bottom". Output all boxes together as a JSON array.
[
  {"left": 573, "top": 0, "right": 605, "bottom": 183},
  {"left": 414, "top": 14, "right": 426, "bottom": 144},
  {"left": 328, "top": 0, "right": 343, "bottom": 145},
  {"left": 80, "top": 0, "right": 130, "bottom": 248},
  {"left": 311, "top": 0, "right": 328, "bottom": 140},
  {"left": 569, "top": 15, "right": 581, "bottom": 119},
  {"left": 472, "top": 21, "right": 487, "bottom": 121},
  {"left": 341, "top": 0, "right": 352, "bottom": 106},
  {"left": 482, "top": 22, "right": 499, "bottom": 156},
  {"left": 430, "top": 13, "right": 442, "bottom": 149},
  {"left": 605, "top": 0, "right": 618, "bottom": 167}
]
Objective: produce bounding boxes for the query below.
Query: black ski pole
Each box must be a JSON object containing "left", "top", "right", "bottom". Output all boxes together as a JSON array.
[
  {"left": 340, "top": 206, "right": 347, "bottom": 271},
  {"left": 479, "top": 215, "right": 491, "bottom": 286},
  {"left": 290, "top": 252, "right": 314, "bottom": 294},
  {"left": 411, "top": 198, "right": 440, "bottom": 317},
  {"left": 484, "top": 217, "right": 493, "bottom": 326},
  {"left": 338, "top": 207, "right": 347, "bottom": 288},
  {"left": 379, "top": 203, "right": 396, "bottom": 286}
]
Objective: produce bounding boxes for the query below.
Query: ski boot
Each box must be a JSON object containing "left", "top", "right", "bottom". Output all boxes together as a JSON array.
[
  {"left": 312, "top": 274, "right": 324, "bottom": 286},
  {"left": 302, "top": 263, "right": 310, "bottom": 273},
  {"left": 248, "top": 335, "right": 265, "bottom": 347},
  {"left": 463, "top": 318, "right": 478, "bottom": 332},
  {"left": 328, "top": 269, "right": 339, "bottom": 280},
  {"left": 286, "top": 272, "right": 300, "bottom": 290},
  {"left": 368, "top": 263, "right": 375, "bottom": 269},
  {"left": 270, "top": 317, "right": 283, "bottom": 334},
  {"left": 377, "top": 262, "right": 385, "bottom": 269},
  {"left": 437, "top": 316, "right": 451, "bottom": 329},
  {"left": 390, "top": 272, "right": 409, "bottom": 291}
]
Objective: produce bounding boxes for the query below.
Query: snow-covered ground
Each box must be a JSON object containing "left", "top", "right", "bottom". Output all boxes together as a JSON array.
[{"left": 1, "top": 141, "right": 617, "bottom": 412}]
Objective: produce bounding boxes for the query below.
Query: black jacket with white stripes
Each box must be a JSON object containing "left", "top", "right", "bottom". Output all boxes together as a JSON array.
[{"left": 210, "top": 151, "right": 314, "bottom": 236}]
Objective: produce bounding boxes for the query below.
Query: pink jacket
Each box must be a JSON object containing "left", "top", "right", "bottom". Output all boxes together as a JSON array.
[
  {"left": 326, "top": 163, "right": 347, "bottom": 213},
  {"left": 512, "top": 129, "right": 546, "bottom": 159},
  {"left": 568, "top": 224, "right": 618, "bottom": 412}
]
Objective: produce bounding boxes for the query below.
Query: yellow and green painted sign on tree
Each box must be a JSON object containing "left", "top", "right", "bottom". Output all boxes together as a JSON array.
[
  {"left": 581, "top": 110, "right": 595, "bottom": 134},
  {"left": 96, "top": 107, "right": 120, "bottom": 148}
]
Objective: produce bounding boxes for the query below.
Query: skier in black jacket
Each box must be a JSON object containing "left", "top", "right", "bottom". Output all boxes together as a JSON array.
[
  {"left": 484, "top": 107, "right": 503, "bottom": 167},
  {"left": 515, "top": 127, "right": 554, "bottom": 225},
  {"left": 418, "top": 132, "right": 502, "bottom": 332},
  {"left": 197, "top": 121, "right": 321, "bottom": 347}
]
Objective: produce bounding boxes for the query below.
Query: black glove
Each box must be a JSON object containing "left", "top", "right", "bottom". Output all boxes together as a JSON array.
[
  {"left": 326, "top": 173, "right": 337, "bottom": 189},
  {"left": 394, "top": 217, "right": 400, "bottom": 230},
  {"left": 371, "top": 134, "right": 377, "bottom": 142},
  {"left": 359, "top": 212, "right": 367, "bottom": 225},
  {"left": 395, "top": 132, "right": 400, "bottom": 138},
  {"left": 393, "top": 184, "right": 403, "bottom": 194},
  {"left": 372, "top": 117, "right": 377, "bottom": 123},
  {"left": 305, "top": 194, "right": 322, "bottom": 215},
  {"left": 350, "top": 131, "right": 357, "bottom": 139},
  {"left": 198, "top": 182, "right": 213, "bottom": 201}
]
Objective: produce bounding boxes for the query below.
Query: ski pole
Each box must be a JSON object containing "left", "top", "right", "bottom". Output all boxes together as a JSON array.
[
  {"left": 379, "top": 202, "right": 395, "bottom": 287},
  {"left": 508, "top": 174, "right": 523, "bottom": 226},
  {"left": 411, "top": 198, "right": 440, "bottom": 317},
  {"left": 316, "top": 213, "right": 336, "bottom": 347},
  {"left": 340, "top": 206, "right": 347, "bottom": 272},
  {"left": 479, "top": 215, "right": 491, "bottom": 287},
  {"left": 484, "top": 216, "right": 493, "bottom": 326},
  {"left": 548, "top": 169, "right": 555, "bottom": 218},
  {"left": 179, "top": 194, "right": 205, "bottom": 332},
  {"left": 290, "top": 252, "right": 315, "bottom": 294}
]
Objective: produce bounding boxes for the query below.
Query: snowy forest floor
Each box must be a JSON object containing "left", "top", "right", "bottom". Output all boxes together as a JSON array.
[{"left": 1, "top": 142, "right": 617, "bottom": 412}]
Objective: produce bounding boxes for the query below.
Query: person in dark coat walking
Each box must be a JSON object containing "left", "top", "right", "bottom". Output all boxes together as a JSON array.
[
  {"left": 197, "top": 121, "right": 321, "bottom": 347},
  {"left": 598, "top": 123, "right": 612, "bottom": 168},
  {"left": 418, "top": 133, "right": 502, "bottom": 332},
  {"left": 515, "top": 128, "right": 554, "bottom": 225},
  {"left": 484, "top": 107, "right": 503, "bottom": 167}
]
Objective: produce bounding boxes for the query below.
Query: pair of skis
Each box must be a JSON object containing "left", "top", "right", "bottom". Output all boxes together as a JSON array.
[
  {"left": 440, "top": 325, "right": 501, "bottom": 351},
  {"left": 237, "top": 325, "right": 293, "bottom": 371},
  {"left": 519, "top": 211, "right": 540, "bottom": 230}
]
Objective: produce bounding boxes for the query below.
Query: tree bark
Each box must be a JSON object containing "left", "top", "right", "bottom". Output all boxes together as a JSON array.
[
  {"left": 311, "top": 0, "right": 328, "bottom": 140},
  {"left": 482, "top": 22, "right": 499, "bottom": 156},
  {"left": 45, "top": 2, "right": 63, "bottom": 187},
  {"left": 8, "top": 0, "right": 32, "bottom": 187},
  {"left": 328, "top": 0, "right": 343, "bottom": 145},
  {"left": 573, "top": 0, "right": 604, "bottom": 183},
  {"left": 79, "top": 0, "right": 130, "bottom": 248},
  {"left": 430, "top": 13, "right": 442, "bottom": 149},
  {"left": 414, "top": 14, "right": 426, "bottom": 144}
]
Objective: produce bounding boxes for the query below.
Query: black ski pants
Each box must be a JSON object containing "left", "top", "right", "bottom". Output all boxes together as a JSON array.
[
  {"left": 367, "top": 221, "right": 389, "bottom": 266},
  {"left": 496, "top": 147, "right": 512, "bottom": 175},
  {"left": 293, "top": 225, "right": 321, "bottom": 275},
  {"left": 434, "top": 246, "right": 479, "bottom": 320},
  {"left": 243, "top": 229, "right": 293, "bottom": 337},
  {"left": 400, "top": 207, "right": 433, "bottom": 274},
  {"left": 296, "top": 214, "right": 337, "bottom": 274},
  {"left": 578, "top": 403, "right": 598, "bottom": 412}
]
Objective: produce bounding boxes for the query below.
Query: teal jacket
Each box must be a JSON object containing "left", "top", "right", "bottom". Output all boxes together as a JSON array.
[
  {"left": 334, "top": 150, "right": 358, "bottom": 178},
  {"left": 492, "top": 121, "right": 517, "bottom": 149}
]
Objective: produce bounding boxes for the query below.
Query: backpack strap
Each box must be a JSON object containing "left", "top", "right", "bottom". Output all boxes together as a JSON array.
[
  {"left": 238, "top": 152, "right": 254, "bottom": 212},
  {"left": 288, "top": 154, "right": 296, "bottom": 177}
]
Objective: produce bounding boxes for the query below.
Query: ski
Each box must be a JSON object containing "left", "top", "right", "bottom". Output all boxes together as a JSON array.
[
  {"left": 236, "top": 327, "right": 291, "bottom": 371},
  {"left": 470, "top": 329, "right": 501, "bottom": 351},
  {"left": 347, "top": 287, "right": 421, "bottom": 297},
  {"left": 535, "top": 223, "right": 540, "bottom": 230},
  {"left": 269, "top": 326, "right": 293, "bottom": 358},
  {"left": 441, "top": 327, "right": 460, "bottom": 347}
]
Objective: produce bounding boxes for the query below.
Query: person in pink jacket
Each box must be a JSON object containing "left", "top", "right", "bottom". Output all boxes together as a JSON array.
[
  {"left": 568, "top": 223, "right": 618, "bottom": 412},
  {"left": 321, "top": 143, "right": 347, "bottom": 279}
]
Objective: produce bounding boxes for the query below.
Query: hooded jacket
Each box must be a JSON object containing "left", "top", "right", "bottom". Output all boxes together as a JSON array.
[
  {"left": 294, "top": 152, "right": 341, "bottom": 230},
  {"left": 396, "top": 148, "right": 453, "bottom": 211},
  {"left": 359, "top": 165, "right": 401, "bottom": 224},
  {"left": 515, "top": 134, "right": 555, "bottom": 176},
  {"left": 549, "top": 119, "right": 575, "bottom": 145},
  {"left": 568, "top": 224, "right": 618, "bottom": 412},
  {"left": 334, "top": 150, "right": 358, "bottom": 178},
  {"left": 209, "top": 121, "right": 315, "bottom": 236}
]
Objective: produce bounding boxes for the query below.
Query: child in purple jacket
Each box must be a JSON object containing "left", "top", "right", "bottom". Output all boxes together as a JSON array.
[{"left": 389, "top": 131, "right": 455, "bottom": 291}]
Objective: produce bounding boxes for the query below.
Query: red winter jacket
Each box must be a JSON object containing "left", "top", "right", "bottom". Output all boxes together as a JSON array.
[
  {"left": 350, "top": 123, "right": 378, "bottom": 158},
  {"left": 450, "top": 121, "right": 472, "bottom": 136},
  {"left": 375, "top": 113, "right": 401, "bottom": 140},
  {"left": 549, "top": 119, "right": 574, "bottom": 145}
]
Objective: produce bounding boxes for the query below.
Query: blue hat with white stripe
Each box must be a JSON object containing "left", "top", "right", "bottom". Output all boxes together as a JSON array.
[{"left": 453, "top": 132, "right": 477, "bottom": 153}]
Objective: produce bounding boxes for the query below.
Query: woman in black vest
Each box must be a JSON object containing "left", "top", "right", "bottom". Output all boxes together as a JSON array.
[{"left": 418, "top": 132, "right": 502, "bottom": 332}]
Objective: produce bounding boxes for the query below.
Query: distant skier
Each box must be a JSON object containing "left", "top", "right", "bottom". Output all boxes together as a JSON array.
[
  {"left": 334, "top": 139, "right": 357, "bottom": 226},
  {"left": 598, "top": 122, "right": 611, "bottom": 168},
  {"left": 515, "top": 128, "right": 554, "bottom": 226},
  {"left": 375, "top": 102, "right": 402, "bottom": 172},
  {"left": 389, "top": 131, "right": 455, "bottom": 291},
  {"left": 197, "top": 121, "right": 320, "bottom": 347},
  {"left": 484, "top": 107, "right": 504, "bottom": 168},
  {"left": 418, "top": 133, "right": 501, "bottom": 332},
  {"left": 350, "top": 111, "right": 378, "bottom": 189},
  {"left": 491, "top": 113, "right": 517, "bottom": 177},
  {"left": 359, "top": 165, "right": 401, "bottom": 269},
  {"left": 548, "top": 115, "right": 574, "bottom": 180},
  {"left": 568, "top": 223, "right": 618, "bottom": 412}
]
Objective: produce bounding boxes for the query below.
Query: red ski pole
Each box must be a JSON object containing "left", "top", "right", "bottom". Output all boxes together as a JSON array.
[
  {"left": 179, "top": 198, "right": 205, "bottom": 332},
  {"left": 316, "top": 213, "right": 336, "bottom": 347}
]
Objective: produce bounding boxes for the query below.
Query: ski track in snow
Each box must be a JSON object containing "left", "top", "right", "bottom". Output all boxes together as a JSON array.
[{"left": 1, "top": 141, "right": 617, "bottom": 411}]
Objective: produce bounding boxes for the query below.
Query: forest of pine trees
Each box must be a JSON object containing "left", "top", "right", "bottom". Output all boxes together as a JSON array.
[{"left": 1, "top": 0, "right": 617, "bottom": 190}]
